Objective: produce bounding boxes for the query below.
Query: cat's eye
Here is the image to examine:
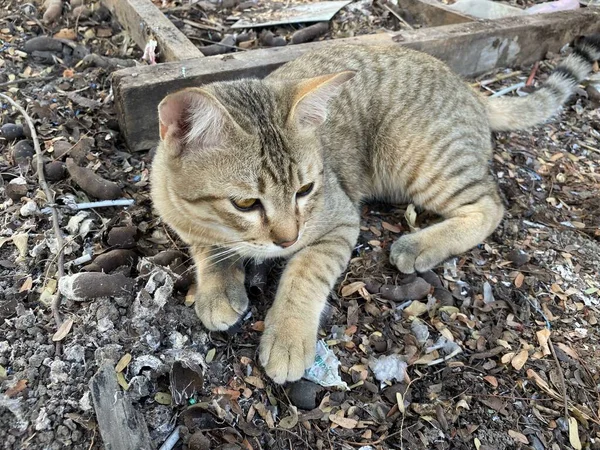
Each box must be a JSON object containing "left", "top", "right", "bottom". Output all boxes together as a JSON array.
[
  {"left": 296, "top": 183, "right": 314, "bottom": 197},
  {"left": 231, "top": 198, "right": 259, "bottom": 211}
]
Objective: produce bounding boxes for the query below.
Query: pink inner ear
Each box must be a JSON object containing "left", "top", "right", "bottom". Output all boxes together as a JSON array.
[{"left": 158, "top": 91, "right": 191, "bottom": 142}]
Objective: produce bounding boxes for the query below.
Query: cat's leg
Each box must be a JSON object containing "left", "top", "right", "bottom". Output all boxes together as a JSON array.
[
  {"left": 190, "top": 245, "right": 248, "bottom": 331},
  {"left": 259, "top": 219, "right": 359, "bottom": 384},
  {"left": 390, "top": 176, "right": 504, "bottom": 274}
]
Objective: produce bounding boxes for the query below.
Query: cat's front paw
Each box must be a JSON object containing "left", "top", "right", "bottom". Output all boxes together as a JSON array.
[
  {"left": 195, "top": 283, "right": 248, "bottom": 331},
  {"left": 259, "top": 316, "right": 317, "bottom": 384},
  {"left": 390, "top": 234, "right": 445, "bottom": 274}
]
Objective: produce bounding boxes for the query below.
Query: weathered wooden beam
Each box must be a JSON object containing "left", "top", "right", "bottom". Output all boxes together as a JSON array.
[
  {"left": 398, "top": 0, "right": 475, "bottom": 26},
  {"left": 102, "top": 0, "right": 203, "bottom": 62},
  {"left": 90, "top": 363, "right": 154, "bottom": 450},
  {"left": 113, "top": 8, "right": 600, "bottom": 152}
]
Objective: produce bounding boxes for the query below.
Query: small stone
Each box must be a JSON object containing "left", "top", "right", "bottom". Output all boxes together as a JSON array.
[
  {"left": 64, "top": 344, "right": 85, "bottom": 362},
  {"left": 52, "top": 141, "right": 72, "bottom": 159},
  {"left": 383, "top": 383, "right": 411, "bottom": 405},
  {"left": 286, "top": 380, "right": 322, "bottom": 410},
  {"left": 79, "top": 391, "right": 92, "bottom": 411},
  {"left": 49, "top": 360, "right": 69, "bottom": 384},
  {"left": 94, "top": 343, "right": 123, "bottom": 365},
  {"left": 369, "top": 334, "right": 387, "bottom": 353},
  {"left": 20, "top": 200, "right": 38, "bottom": 217},
  {"left": 44, "top": 161, "right": 67, "bottom": 181},
  {"left": 1, "top": 123, "right": 24, "bottom": 140},
  {"left": 6, "top": 177, "right": 28, "bottom": 201},
  {"left": 15, "top": 309, "right": 35, "bottom": 330},
  {"left": 586, "top": 84, "right": 600, "bottom": 104},
  {"left": 34, "top": 407, "right": 51, "bottom": 431},
  {"left": 127, "top": 376, "right": 151, "bottom": 400},
  {"left": 106, "top": 226, "right": 137, "bottom": 249},
  {"left": 378, "top": 277, "right": 431, "bottom": 301},
  {"left": 97, "top": 317, "right": 114, "bottom": 332},
  {"left": 188, "top": 431, "right": 211, "bottom": 450},
  {"left": 11, "top": 140, "right": 35, "bottom": 165},
  {"left": 433, "top": 288, "right": 455, "bottom": 306},
  {"left": 419, "top": 270, "right": 443, "bottom": 288},
  {"left": 507, "top": 249, "right": 530, "bottom": 267}
]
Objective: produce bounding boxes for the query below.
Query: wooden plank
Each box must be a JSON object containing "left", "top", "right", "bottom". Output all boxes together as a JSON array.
[
  {"left": 399, "top": 0, "right": 475, "bottom": 26},
  {"left": 113, "top": 9, "right": 600, "bottom": 151},
  {"left": 102, "top": 0, "right": 202, "bottom": 62},
  {"left": 90, "top": 363, "right": 154, "bottom": 450}
]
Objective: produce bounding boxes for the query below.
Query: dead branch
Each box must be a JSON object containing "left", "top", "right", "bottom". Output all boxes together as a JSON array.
[{"left": 0, "top": 92, "right": 65, "bottom": 328}]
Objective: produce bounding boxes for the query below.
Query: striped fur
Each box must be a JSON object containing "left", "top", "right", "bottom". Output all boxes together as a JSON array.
[
  {"left": 150, "top": 35, "right": 600, "bottom": 383},
  {"left": 486, "top": 35, "right": 600, "bottom": 131}
]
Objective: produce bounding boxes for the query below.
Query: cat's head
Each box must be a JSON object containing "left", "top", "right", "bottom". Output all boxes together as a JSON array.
[{"left": 151, "top": 71, "right": 354, "bottom": 258}]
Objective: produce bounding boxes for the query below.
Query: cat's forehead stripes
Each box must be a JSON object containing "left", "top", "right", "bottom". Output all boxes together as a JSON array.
[{"left": 214, "top": 81, "right": 296, "bottom": 185}]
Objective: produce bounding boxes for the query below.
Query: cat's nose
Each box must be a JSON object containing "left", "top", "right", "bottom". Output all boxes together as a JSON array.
[{"left": 274, "top": 235, "right": 298, "bottom": 248}]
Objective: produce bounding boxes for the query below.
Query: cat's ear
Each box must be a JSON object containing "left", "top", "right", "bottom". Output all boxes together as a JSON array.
[
  {"left": 158, "top": 88, "right": 229, "bottom": 154},
  {"left": 288, "top": 71, "right": 355, "bottom": 130}
]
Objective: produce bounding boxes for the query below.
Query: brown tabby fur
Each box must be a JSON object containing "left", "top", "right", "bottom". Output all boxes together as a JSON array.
[{"left": 151, "top": 36, "right": 600, "bottom": 383}]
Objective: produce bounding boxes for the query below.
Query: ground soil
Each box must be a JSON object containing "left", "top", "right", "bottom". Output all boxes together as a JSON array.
[{"left": 1, "top": 2, "right": 600, "bottom": 450}]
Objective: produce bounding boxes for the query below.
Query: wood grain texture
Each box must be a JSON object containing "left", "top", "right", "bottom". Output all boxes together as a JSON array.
[
  {"left": 102, "top": 0, "right": 202, "bottom": 62},
  {"left": 90, "top": 363, "right": 154, "bottom": 450},
  {"left": 113, "top": 8, "right": 600, "bottom": 151}
]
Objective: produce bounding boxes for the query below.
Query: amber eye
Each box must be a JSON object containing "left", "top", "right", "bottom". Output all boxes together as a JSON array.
[
  {"left": 296, "top": 183, "right": 314, "bottom": 197},
  {"left": 231, "top": 198, "right": 259, "bottom": 211}
]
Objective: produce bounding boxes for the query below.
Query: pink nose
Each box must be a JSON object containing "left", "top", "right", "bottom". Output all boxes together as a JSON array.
[{"left": 275, "top": 236, "right": 298, "bottom": 248}]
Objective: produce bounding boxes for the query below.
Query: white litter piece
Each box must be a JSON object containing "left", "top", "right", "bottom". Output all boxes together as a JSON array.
[
  {"left": 483, "top": 281, "right": 495, "bottom": 304},
  {"left": 448, "top": 0, "right": 524, "bottom": 19},
  {"left": 369, "top": 354, "right": 407, "bottom": 382},
  {"left": 411, "top": 318, "right": 429, "bottom": 345},
  {"left": 142, "top": 39, "right": 158, "bottom": 65},
  {"left": 231, "top": 0, "right": 351, "bottom": 28},
  {"left": 304, "top": 340, "right": 348, "bottom": 389}
]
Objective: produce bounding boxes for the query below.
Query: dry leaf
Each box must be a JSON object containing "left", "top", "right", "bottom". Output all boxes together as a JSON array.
[
  {"left": 12, "top": 233, "right": 28, "bottom": 258},
  {"left": 154, "top": 392, "right": 172, "bottom": 405},
  {"left": 556, "top": 342, "right": 579, "bottom": 360},
  {"left": 514, "top": 272, "right": 524, "bottom": 288},
  {"left": 19, "top": 276, "right": 33, "bottom": 292},
  {"left": 483, "top": 375, "right": 498, "bottom": 388},
  {"left": 54, "top": 28, "right": 77, "bottom": 40},
  {"left": 115, "top": 353, "right": 132, "bottom": 373},
  {"left": 52, "top": 318, "right": 74, "bottom": 342},
  {"left": 382, "top": 221, "right": 402, "bottom": 233},
  {"left": 508, "top": 430, "right": 528, "bottom": 444},
  {"left": 116, "top": 372, "right": 129, "bottom": 390},
  {"left": 405, "top": 204, "right": 418, "bottom": 231},
  {"left": 511, "top": 349, "right": 529, "bottom": 370},
  {"left": 254, "top": 402, "right": 275, "bottom": 428},
  {"left": 5, "top": 379, "right": 27, "bottom": 397},
  {"left": 569, "top": 417, "right": 582, "bottom": 450},
  {"left": 244, "top": 376, "right": 265, "bottom": 389},
  {"left": 396, "top": 392, "right": 405, "bottom": 414},
  {"left": 251, "top": 321, "right": 265, "bottom": 332},
  {"left": 206, "top": 348, "right": 216, "bottom": 364},
  {"left": 279, "top": 406, "right": 298, "bottom": 429},
  {"left": 329, "top": 414, "right": 358, "bottom": 429},
  {"left": 501, "top": 352, "right": 515, "bottom": 364},
  {"left": 341, "top": 281, "right": 366, "bottom": 297},
  {"left": 403, "top": 300, "right": 428, "bottom": 318},
  {"left": 536, "top": 329, "right": 551, "bottom": 356}
]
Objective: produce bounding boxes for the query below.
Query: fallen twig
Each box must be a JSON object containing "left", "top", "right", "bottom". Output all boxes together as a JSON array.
[
  {"left": 379, "top": 0, "right": 414, "bottom": 30},
  {"left": 0, "top": 75, "right": 56, "bottom": 89},
  {"left": 0, "top": 92, "right": 65, "bottom": 327},
  {"left": 549, "top": 336, "right": 569, "bottom": 422},
  {"left": 526, "top": 61, "right": 540, "bottom": 86}
]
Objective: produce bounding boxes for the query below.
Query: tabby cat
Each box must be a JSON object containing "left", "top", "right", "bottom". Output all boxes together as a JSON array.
[{"left": 151, "top": 35, "right": 600, "bottom": 384}]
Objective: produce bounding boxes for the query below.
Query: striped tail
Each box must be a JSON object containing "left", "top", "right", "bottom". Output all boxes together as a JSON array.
[{"left": 485, "top": 34, "right": 600, "bottom": 132}]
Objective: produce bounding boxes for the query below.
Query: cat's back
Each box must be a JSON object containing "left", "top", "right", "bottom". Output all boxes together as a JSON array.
[{"left": 268, "top": 44, "right": 459, "bottom": 86}]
